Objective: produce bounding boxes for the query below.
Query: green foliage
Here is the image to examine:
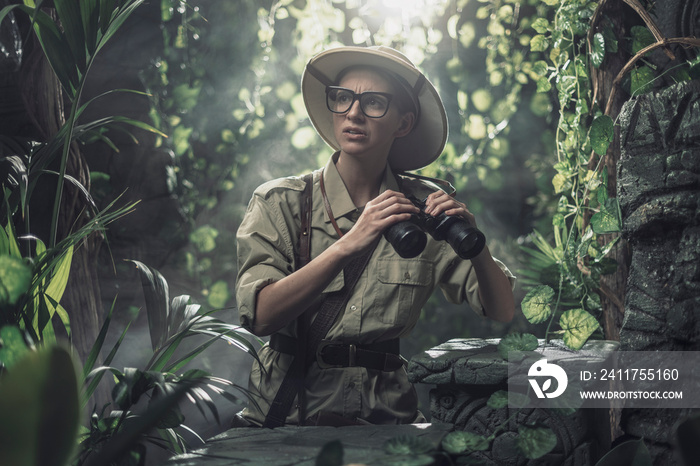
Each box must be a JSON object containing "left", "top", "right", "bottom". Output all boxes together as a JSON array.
[
  {"left": 560, "top": 308, "right": 600, "bottom": 350},
  {"left": 441, "top": 431, "right": 491, "bottom": 455},
  {"left": 516, "top": 425, "right": 558, "bottom": 459},
  {"left": 316, "top": 439, "right": 343, "bottom": 466},
  {"left": 594, "top": 439, "right": 652, "bottom": 466},
  {"left": 78, "top": 261, "right": 260, "bottom": 465},
  {"left": 0, "top": 344, "right": 81, "bottom": 466},
  {"left": 497, "top": 332, "right": 538, "bottom": 359},
  {"left": 521, "top": 285, "right": 555, "bottom": 324},
  {"left": 0, "top": 3, "right": 262, "bottom": 465}
]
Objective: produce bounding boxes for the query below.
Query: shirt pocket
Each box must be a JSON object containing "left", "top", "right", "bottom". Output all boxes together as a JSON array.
[{"left": 374, "top": 258, "right": 433, "bottom": 326}]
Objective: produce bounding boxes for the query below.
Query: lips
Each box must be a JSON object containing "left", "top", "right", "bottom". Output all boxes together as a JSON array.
[{"left": 343, "top": 126, "right": 366, "bottom": 137}]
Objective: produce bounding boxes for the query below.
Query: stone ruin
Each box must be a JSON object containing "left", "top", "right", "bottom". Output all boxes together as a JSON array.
[{"left": 616, "top": 79, "right": 700, "bottom": 464}]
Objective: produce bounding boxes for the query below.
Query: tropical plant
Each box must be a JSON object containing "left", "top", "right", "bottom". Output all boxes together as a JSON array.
[
  {"left": 0, "top": 1, "right": 261, "bottom": 465},
  {"left": 77, "top": 260, "right": 260, "bottom": 465},
  {"left": 0, "top": 261, "right": 260, "bottom": 466},
  {"left": 470, "top": 0, "right": 700, "bottom": 348}
]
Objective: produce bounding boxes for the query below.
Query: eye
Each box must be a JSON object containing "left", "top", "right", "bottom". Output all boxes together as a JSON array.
[
  {"left": 335, "top": 90, "right": 353, "bottom": 103},
  {"left": 364, "top": 94, "right": 388, "bottom": 109}
]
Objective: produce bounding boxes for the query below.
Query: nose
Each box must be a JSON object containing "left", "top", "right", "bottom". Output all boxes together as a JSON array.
[{"left": 346, "top": 99, "right": 364, "bottom": 119}]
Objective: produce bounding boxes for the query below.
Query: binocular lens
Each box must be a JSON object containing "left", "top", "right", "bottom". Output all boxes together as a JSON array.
[
  {"left": 384, "top": 221, "right": 426, "bottom": 258},
  {"left": 447, "top": 224, "right": 486, "bottom": 259}
]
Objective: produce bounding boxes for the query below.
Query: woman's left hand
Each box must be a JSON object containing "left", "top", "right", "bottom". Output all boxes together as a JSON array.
[{"left": 423, "top": 190, "right": 477, "bottom": 228}]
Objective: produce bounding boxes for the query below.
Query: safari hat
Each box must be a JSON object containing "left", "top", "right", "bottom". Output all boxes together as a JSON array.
[{"left": 301, "top": 46, "right": 448, "bottom": 171}]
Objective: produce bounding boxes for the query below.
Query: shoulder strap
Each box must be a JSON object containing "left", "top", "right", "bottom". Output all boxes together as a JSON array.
[
  {"left": 263, "top": 241, "right": 378, "bottom": 428},
  {"left": 296, "top": 173, "right": 314, "bottom": 269}
]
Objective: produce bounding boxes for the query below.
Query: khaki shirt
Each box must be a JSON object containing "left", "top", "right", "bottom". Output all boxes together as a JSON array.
[{"left": 236, "top": 155, "right": 515, "bottom": 425}]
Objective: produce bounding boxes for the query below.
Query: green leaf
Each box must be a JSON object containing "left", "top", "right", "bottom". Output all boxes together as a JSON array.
[
  {"left": 131, "top": 260, "right": 169, "bottom": 352},
  {"left": 441, "top": 430, "right": 490, "bottom": 455},
  {"left": 0, "top": 255, "right": 31, "bottom": 307},
  {"left": 591, "top": 197, "right": 621, "bottom": 234},
  {"left": 54, "top": 0, "right": 87, "bottom": 72},
  {"left": 516, "top": 425, "right": 557, "bottom": 459},
  {"left": 487, "top": 390, "right": 509, "bottom": 409},
  {"left": 316, "top": 440, "right": 343, "bottom": 466},
  {"left": 530, "top": 34, "right": 549, "bottom": 52},
  {"left": 590, "top": 115, "right": 614, "bottom": 156},
  {"left": 631, "top": 25, "right": 655, "bottom": 55},
  {"left": 559, "top": 309, "right": 599, "bottom": 350},
  {"left": 86, "top": 375, "right": 200, "bottom": 466},
  {"left": 602, "top": 22, "right": 618, "bottom": 53},
  {"left": 43, "top": 245, "right": 73, "bottom": 305},
  {"left": 521, "top": 285, "right": 555, "bottom": 324},
  {"left": 595, "top": 439, "right": 652, "bottom": 466},
  {"left": 531, "top": 18, "right": 549, "bottom": 34},
  {"left": 590, "top": 32, "right": 605, "bottom": 68},
  {"left": 0, "top": 326, "right": 29, "bottom": 369},
  {"left": 384, "top": 435, "right": 433, "bottom": 455},
  {"left": 631, "top": 66, "right": 656, "bottom": 95},
  {"left": 498, "top": 332, "right": 539, "bottom": 359},
  {"left": 0, "top": 345, "right": 81, "bottom": 466}
]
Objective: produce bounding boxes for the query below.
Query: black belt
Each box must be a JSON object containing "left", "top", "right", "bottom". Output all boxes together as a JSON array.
[{"left": 270, "top": 333, "right": 404, "bottom": 372}]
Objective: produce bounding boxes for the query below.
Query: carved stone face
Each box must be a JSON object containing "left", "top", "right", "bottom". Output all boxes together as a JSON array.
[{"left": 618, "top": 80, "right": 700, "bottom": 351}]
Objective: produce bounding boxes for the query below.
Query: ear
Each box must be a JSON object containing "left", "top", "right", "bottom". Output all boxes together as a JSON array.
[{"left": 394, "top": 112, "right": 415, "bottom": 138}]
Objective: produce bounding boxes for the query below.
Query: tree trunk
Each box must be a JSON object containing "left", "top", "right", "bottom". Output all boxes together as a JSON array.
[{"left": 17, "top": 13, "right": 104, "bottom": 363}]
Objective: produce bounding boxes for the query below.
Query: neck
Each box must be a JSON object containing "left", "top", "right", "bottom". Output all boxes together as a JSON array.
[{"left": 335, "top": 152, "right": 386, "bottom": 207}]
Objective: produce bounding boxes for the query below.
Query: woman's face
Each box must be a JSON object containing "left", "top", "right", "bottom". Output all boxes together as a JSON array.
[{"left": 332, "top": 67, "right": 414, "bottom": 164}]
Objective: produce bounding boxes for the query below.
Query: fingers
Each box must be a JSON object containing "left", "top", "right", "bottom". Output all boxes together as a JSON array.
[
  {"left": 424, "top": 190, "right": 477, "bottom": 227},
  {"left": 365, "top": 190, "right": 419, "bottom": 219}
]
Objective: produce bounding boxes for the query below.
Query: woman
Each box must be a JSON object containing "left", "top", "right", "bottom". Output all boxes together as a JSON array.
[{"left": 235, "top": 46, "right": 515, "bottom": 427}]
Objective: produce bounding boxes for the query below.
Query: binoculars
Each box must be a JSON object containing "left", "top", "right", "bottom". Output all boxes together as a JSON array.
[{"left": 384, "top": 196, "right": 486, "bottom": 260}]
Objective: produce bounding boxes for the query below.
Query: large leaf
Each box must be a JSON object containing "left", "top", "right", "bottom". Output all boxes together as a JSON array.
[
  {"left": 43, "top": 245, "right": 73, "bottom": 305},
  {"left": 0, "top": 325, "right": 29, "bottom": 370},
  {"left": 131, "top": 260, "right": 169, "bottom": 352},
  {"left": 595, "top": 439, "right": 652, "bottom": 466},
  {"left": 441, "top": 430, "right": 490, "bottom": 455},
  {"left": 0, "top": 345, "right": 81, "bottom": 466},
  {"left": 631, "top": 65, "right": 656, "bottom": 96},
  {"left": 516, "top": 425, "right": 557, "bottom": 459},
  {"left": 559, "top": 309, "right": 599, "bottom": 350},
  {"left": 498, "top": 332, "right": 539, "bottom": 360},
  {"left": 54, "top": 0, "right": 86, "bottom": 73},
  {"left": 486, "top": 390, "right": 509, "bottom": 409},
  {"left": 83, "top": 376, "right": 201, "bottom": 466},
  {"left": 316, "top": 439, "right": 344, "bottom": 466},
  {"left": 589, "top": 115, "right": 614, "bottom": 156},
  {"left": 521, "top": 285, "right": 554, "bottom": 324},
  {"left": 590, "top": 197, "right": 621, "bottom": 234},
  {"left": 0, "top": 255, "right": 32, "bottom": 307},
  {"left": 590, "top": 32, "right": 605, "bottom": 68}
]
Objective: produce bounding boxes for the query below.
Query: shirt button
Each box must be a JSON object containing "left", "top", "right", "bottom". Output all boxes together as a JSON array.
[
  {"left": 348, "top": 382, "right": 355, "bottom": 390},
  {"left": 350, "top": 305, "right": 357, "bottom": 311},
  {"left": 404, "top": 271, "right": 411, "bottom": 280}
]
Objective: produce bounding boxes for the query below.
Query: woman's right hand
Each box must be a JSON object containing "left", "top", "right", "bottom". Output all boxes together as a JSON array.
[{"left": 335, "top": 190, "right": 420, "bottom": 257}]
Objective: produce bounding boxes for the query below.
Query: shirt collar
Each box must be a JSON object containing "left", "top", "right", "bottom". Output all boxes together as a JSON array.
[{"left": 322, "top": 153, "right": 401, "bottom": 223}]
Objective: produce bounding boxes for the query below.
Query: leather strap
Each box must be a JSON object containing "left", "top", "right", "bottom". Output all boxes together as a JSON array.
[
  {"left": 263, "top": 243, "right": 376, "bottom": 428},
  {"left": 270, "top": 334, "right": 402, "bottom": 372},
  {"left": 297, "top": 173, "right": 314, "bottom": 268},
  {"left": 319, "top": 169, "right": 344, "bottom": 238}
]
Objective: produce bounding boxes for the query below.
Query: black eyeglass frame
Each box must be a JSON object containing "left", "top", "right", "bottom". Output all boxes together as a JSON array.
[{"left": 325, "top": 86, "right": 394, "bottom": 118}]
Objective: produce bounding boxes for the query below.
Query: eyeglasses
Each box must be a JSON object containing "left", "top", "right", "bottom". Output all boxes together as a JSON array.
[{"left": 326, "top": 86, "right": 393, "bottom": 118}]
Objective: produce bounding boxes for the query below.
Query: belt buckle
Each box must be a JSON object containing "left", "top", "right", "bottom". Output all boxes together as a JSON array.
[{"left": 316, "top": 340, "right": 356, "bottom": 369}]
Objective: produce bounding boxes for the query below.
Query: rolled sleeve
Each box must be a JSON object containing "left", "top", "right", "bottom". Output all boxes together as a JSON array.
[
  {"left": 439, "top": 254, "right": 516, "bottom": 316},
  {"left": 235, "top": 188, "right": 299, "bottom": 329}
]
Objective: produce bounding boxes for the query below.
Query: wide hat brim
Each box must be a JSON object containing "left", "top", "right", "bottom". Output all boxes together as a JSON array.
[{"left": 301, "top": 46, "right": 448, "bottom": 172}]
